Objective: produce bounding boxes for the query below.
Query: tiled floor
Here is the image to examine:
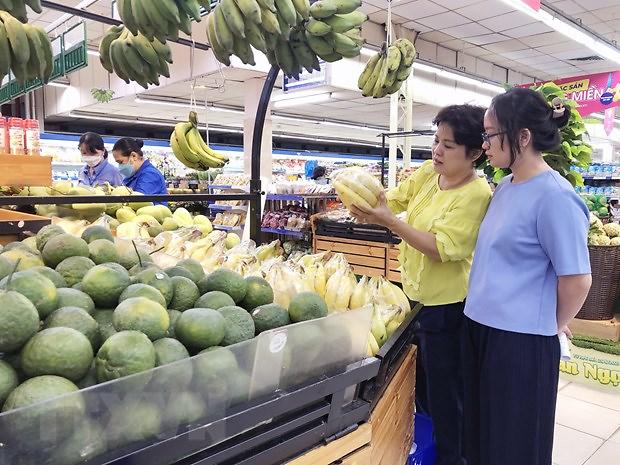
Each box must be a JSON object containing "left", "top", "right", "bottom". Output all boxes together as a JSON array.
[{"left": 552, "top": 379, "right": 620, "bottom": 465}]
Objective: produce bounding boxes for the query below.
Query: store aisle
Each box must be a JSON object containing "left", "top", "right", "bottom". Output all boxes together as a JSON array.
[{"left": 552, "top": 380, "right": 620, "bottom": 465}]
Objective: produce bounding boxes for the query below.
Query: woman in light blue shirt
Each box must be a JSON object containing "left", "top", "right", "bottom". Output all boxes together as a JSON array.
[
  {"left": 462, "top": 88, "right": 592, "bottom": 465},
  {"left": 78, "top": 132, "right": 123, "bottom": 187}
]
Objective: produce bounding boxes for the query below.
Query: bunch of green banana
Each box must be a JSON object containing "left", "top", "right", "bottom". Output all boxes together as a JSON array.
[
  {"left": 303, "top": 0, "right": 366, "bottom": 62},
  {"left": 0, "top": 0, "right": 42, "bottom": 23},
  {"left": 117, "top": 0, "right": 211, "bottom": 42},
  {"left": 358, "top": 38, "right": 416, "bottom": 98},
  {"left": 171, "top": 111, "right": 229, "bottom": 171},
  {"left": 206, "top": 0, "right": 366, "bottom": 78},
  {"left": 99, "top": 25, "right": 173, "bottom": 89},
  {"left": 0, "top": 11, "right": 53, "bottom": 84}
]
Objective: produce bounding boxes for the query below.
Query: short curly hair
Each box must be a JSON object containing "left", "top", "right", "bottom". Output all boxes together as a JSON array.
[{"left": 432, "top": 104, "right": 487, "bottom": 167}]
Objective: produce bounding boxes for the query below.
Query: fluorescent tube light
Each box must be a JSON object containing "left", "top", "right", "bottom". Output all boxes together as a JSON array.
[
  {"left": 87, "top": 50, "right": 99, "bottom": 57},
  {"left": 500, "top": 0, "right": 620, "bottom": 65},
  {"left": 273, "top": 92, "right": 332, "bottom": 109},
  {"left": 47, "top": 81, "right": 70, "bottom": 88},
  {"left": 134, "top": 98, "right": 244, "bottom": 114},
  {"left": 412, "top": 62, "right": 505, "bottom": 93},
  {"left": 320, "top": 120, "right": 384, "bottom": 132},
  {"left": 272, "top": 87, "right": 332, "bottom": 102}
]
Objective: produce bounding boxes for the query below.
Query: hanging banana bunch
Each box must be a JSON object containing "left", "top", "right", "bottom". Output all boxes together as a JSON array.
[
  {"left": 99, "top": 25, "right": 173, "bottom": 89},
  {"left": 0, "top": 0, "right": 42, "bottom": 23},
  {"left": 171, "top": 111, "right": 230, "bottom": 171},
  {"left": 358, "top": 38, "right": 416, "bottom": 98},
  {"left": 205, "top": 0, "right": 366, "bottom": 79},
  {"left": 116, "top": 0, "right": 211, "bottom": 42},
  {"left": 0, "top": 11, "right": 53, "bottom": 84}
]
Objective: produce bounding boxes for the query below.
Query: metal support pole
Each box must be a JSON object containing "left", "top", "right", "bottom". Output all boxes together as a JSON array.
[
  {"left": 381, "top": 134, "right": 387, "bottom": 188},
  {"left": 403, "top": 77, "right": 414, "bottom": 169},
  {"left": 388, "top": 92, "right": 399, "bottom": 189},
  {"left": 249, "top": 66, "right": 279, "bottom": 242},
  {"left": 40, "top": 0, "right": 211, "bottom": 51}
]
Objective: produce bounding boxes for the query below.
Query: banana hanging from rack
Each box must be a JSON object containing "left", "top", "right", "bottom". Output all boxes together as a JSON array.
[
  {"left": 0, "top": 11, "right": 52, "bottom": 84},
  {"left": 171, "top": 111, "right": 229, "bottom": 171},
  {"left": 117, "top": 0, "right": 209, "bottom": 42},
  {"left": 0, "top": 0, "right": 42, "bottom": 23},
  {"left": 357, "top": 38, "right": 416, "bottom": 98},
  {"left": 100, "top": 25, "right": 173, "bottom": 88}
]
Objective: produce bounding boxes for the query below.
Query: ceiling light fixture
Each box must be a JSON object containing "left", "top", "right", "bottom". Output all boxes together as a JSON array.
[
  {"left": 500, "top": 0, "right": 620, "bottom": 65},
  {"left": 273, "top": 92, "right": 332, "bottom": 109},
  {"left": 272, "top": 87, "right": 332, "bottom": 101},
  {"left": 133, "top": 97, "right": 245, "bottom": 114},
  {"left": 46, "top": 81, "right": 71, "bottom": 88},
  {"left": 412, "top": 62, "right": 505, "bottom": 94},
  {"left": 319, "top": 120, "right": 385, "bottom": 132}
]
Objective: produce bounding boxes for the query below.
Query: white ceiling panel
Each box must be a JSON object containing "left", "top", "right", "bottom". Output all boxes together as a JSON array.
[
  {"left": 479, "top": 11, "right": 536, "bottom": 32},
  {"left": 575, "top": 0, "right": 619, "bottom": 9},
  {"left": 466, "top": 33, "right": 509, "bottom": 46},
  {"left": 552, "top": 0, "right": 586, "bottom": 15},
  {"left": 455, "top": 0, "right": 514, "bottom": 21},
  {"left": 482, "top": 39, "right": 530, "bottom": 54},
  {"left": 416, "top": 11, "right": 472, "bottom": 29},
  {"left": 391, "top": 0, "right": 447, "bottom": 20},
  {"left": 403, "top": 20, "right": 433, "bottom": 33},
  {"left": 504, "top": 22, "right": 554, "bottom": 38},
  {"left": 519, "top": 31, "right": 570, "bottom": 47},
  {"left": 441, "top": 22, "right": 492, "bottom": 39}
]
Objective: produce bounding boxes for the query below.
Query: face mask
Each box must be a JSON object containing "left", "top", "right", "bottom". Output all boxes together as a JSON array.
[
  {"left": 118, "top": 163, "right": 135, "bottom": 178},
  {"left": 82, "top": 154, "right": 103, "bottom": 167}
]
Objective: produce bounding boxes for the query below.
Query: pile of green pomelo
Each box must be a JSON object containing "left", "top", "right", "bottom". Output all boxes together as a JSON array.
[{"left": 0, "top": 223, "right": 331, "bottom": 464}]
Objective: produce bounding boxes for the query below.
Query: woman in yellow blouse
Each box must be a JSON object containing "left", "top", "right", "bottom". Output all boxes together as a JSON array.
[{"left": 351, "top": 105, "right": 491, "bottom": 465}]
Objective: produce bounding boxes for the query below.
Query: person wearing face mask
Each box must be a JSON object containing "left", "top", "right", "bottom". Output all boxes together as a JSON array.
[
  {"left": 78, "top": 132, "right": 123, "bottom": 187},
  {"left": 349, "top": 105, "right": 492, "bottom": 465},
  {"left": 112, "top": 138, "right": 167, "bottom": 200}
]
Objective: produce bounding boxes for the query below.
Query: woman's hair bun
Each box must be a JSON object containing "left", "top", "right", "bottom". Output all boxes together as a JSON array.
[{"left": 135, "top": 139, "right": 144, "bottom": 149}]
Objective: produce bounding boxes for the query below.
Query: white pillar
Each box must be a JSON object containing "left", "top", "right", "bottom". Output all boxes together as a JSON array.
[
  {"left": 388, "top": 91, "right": 399, "bottom": 189},
  {"left": 403, "top": 76, "right": 414, "bottom": 169},
  {"left": 243, "top": 77, "right": 273, "bottom": 183}
]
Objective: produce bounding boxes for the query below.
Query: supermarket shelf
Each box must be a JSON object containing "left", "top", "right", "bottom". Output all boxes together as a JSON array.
[
  {"left": 209, "top": 185, "right": 250, "bottom": 193},
  {"left": 261, "top": 227, "right": 307, "bottom": 238},
  {"left": 209, "top": 204, "right": 248, "bottom": 212},
  {"left": 52, "top": 161, "right": 83, "bottom": 167},
  {"left": 582, "top": 175, "right": 620, "bottom": 180},
  {"left": 213, "top": 224, "right": 244, "bottom": 231},
  {"left": 266, "top": 194, "right": 337, "bottom": 202}
]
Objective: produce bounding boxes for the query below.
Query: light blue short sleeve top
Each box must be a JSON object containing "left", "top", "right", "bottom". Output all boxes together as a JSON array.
[{"left": 464, "top": 170, "right": 591, "bottom": 336}]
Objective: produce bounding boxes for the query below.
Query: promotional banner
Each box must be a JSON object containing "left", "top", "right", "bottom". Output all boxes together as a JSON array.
[
  {"left": 560, "top": 341, "right": 620, "bottom": 391},
  {"left": 523, "top": 71, "right": 620, "bottom": 116}
]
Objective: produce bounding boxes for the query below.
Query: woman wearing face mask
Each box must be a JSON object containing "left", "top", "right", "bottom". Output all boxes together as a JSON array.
[
  {"left": 112, "top": 138, "right": 167, "bottom": 198},
  {"left": 350, "top": 105, "right": 492, "bottom": 465},
  {"left": 78, "top": 132, "right": 123, "bottom": 187},
  {"left": 462, "top": 88, "right": 592, "bottom": 465}
]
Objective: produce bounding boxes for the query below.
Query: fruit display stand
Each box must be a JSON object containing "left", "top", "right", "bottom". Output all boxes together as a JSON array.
[
  {"left": 0, "top": 154, "right": 52, "bottom": 186},
  {"left": 0, "top": 309, "right": 379, "bottom": 465},
  {"left": 286, "top": 345, "right": 417, "bottom": 465},
  {"left": 0, "top": 209, "right": 51, "bottom": 244},
  {"left": 312, "top": 215, "right": 402, "bottom": 282}
]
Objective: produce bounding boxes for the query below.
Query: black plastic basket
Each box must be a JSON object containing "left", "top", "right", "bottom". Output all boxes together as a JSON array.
[{"left": 315, "top": 218, "right": 400, "bottom": 244}]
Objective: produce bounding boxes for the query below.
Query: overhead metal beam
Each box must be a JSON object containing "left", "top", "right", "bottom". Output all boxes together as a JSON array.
[{"left": 40, "top": 0, "right": 211, "bottom": 51}]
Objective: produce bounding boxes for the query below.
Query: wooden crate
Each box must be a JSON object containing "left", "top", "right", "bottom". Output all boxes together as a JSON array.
[
  {"left": 286, "top": 424, "right": 372, "bottom": 465},
  {"left": 369, "top": 346, "right": 416, "bottom": 465},
  {"left": 0, "top": 209, "right": 50, "bottom": 244},
  {"left": 0, "top": 154, "right": 52, "bottom": 186},
  {"left": 314, "top": 235, "right": 387, "bottom": 278},
  {"left": 387, "top": 245, "right": 402, "bottom": 283}
]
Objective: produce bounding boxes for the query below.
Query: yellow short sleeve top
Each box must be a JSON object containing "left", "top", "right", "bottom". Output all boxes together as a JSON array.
[{"left": 386, "top": 160, "right": 492, "bottom": 306}]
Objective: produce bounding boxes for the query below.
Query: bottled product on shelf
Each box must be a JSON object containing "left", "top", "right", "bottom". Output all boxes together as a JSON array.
[
  {"left": 25, "top": 120, "right": 41, "bottom": 156},
  {"left": 0, "top": 117, "right": 7, "bottom": 155},
  {"left": 8, "top": 117, "right": 24, "bottom": 155}
]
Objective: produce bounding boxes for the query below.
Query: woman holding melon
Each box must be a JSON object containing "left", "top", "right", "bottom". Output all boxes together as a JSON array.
[{"left": 349, "top": 104, "right": 491, "bottom": 465}]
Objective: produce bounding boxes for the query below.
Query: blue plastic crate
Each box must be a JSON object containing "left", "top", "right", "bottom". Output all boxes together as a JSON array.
[{"left": 408, "top": 413, "right": 436, "bottom": 465}]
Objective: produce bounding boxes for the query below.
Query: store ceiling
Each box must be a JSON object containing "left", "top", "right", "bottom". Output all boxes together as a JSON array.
[{"left": 35, "top": 0, "right": 620, "bottom": 147}]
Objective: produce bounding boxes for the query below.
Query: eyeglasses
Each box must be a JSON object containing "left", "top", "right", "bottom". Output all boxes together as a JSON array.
[{"left": 481, "top": 131, "right": 505, "bottom": 144}]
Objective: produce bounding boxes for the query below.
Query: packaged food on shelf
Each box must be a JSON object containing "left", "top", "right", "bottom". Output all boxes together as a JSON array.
[
  {"left": 262, "top": 206, "right": 309, "bottom": 231},
  {"left": 213, "top": 212, "right": 245, "bottom": 227},
  {"left": 272, "top": 181, "right": 333, "bottom": 195},
  {"left": 8, "top": 117, "right": 24, "bottom": 155},
  {"left": 212, "top": 173, "right": 251, "bottom": 186}
]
